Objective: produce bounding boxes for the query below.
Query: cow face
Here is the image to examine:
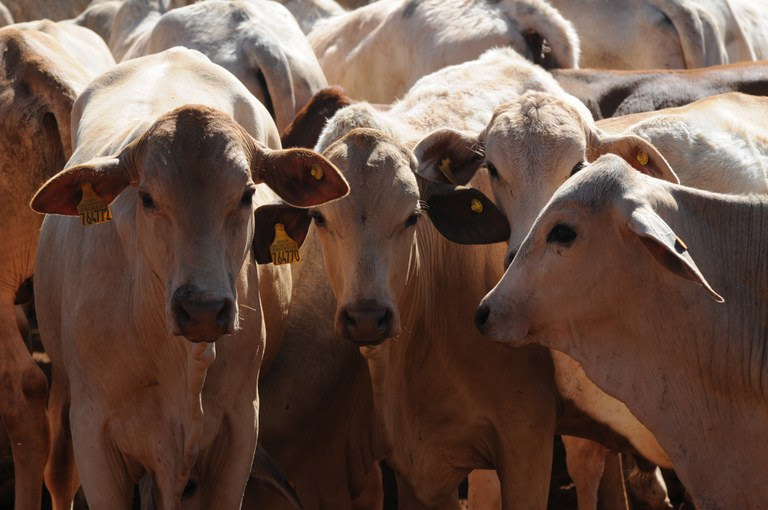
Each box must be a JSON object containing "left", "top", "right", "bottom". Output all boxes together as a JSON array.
[
  {"left": 416, "top": 92, "right": 679, "bottom": 268},
  {"left": 474, "top": 155, "right": 721, "bottom": 349},
  {"left": 31, "top": 105, "right": 348, "bottom": 343},
  {"left": 309, "top": 129, "right": 416, "bottom": 346}
]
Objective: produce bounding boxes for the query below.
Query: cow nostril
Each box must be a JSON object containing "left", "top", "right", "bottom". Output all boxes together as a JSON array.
[
  {"left": 342, "top": 309, "right": 355, "bottom": 329},
  {"left": 377, "top": 309, "right": 391, "bottom": 332},
  {"left": 504, "top": 251, "right": 517, "bottom": 270},
  {"left": 216, "top": 300, "right": 232, "bottom": 326},
  {"left": 474, "top": 304, "right": 490, "bottom": 332},
  {"left": 174, "top": 302, "right": 191, "bottom": 328}
]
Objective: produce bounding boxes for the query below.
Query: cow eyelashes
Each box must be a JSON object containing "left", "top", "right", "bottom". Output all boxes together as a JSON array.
[
  {"left": 405, "top": 211, "right": 421, "bottom": 228},
  {"left": 485, "top": 161, "right": 499, "bottom": 179},
  {"left": 570, "top": 161, "right": 586, "bottom": 176},
  {"left": 310, "top": 210, "right": 326, "bottom": 227},
  {"left": 139, "top": 191, "right": 155, "bottom": 210},
  {"left": 546, "top": 223, "right": 577, "bottom": 245},
  {"left": 240, "top": 189, "right": 255, "bottom": 207}
]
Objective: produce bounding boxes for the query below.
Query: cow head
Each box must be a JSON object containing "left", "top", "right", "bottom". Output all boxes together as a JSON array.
[
  {"left": 475, "top": 155, "right": 721, "bottom": 351},
  {"left": 414, "top": 91, "right": 679, "bottom": 268},
  {"left": 253, "top": 127, "right": 507, "bottom": 346},
  {"left": 31, "top": 104, "right": 348, "bottom": 343}
]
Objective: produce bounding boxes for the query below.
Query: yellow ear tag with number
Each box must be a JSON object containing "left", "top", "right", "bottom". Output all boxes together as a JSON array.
[
  {"left": 636, "top": 150, "right": 649, "bottom": 166},
  {"left": 77, "top": 183, "right": 112, "bottom": 226},
  {"left": 470, "top": 198, "right": 483, "bottom": 214},
  {"left": 270, "top": 223, "right": 301, "bottom": 265},
  {"left": 310, "top": 164, "right": 324, "bottom": 180}
]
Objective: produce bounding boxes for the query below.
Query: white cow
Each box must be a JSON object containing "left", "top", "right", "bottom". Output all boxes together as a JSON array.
[
  {"left": 547, "top": 0, "right": 768, "bottom": 68},
  {"left": 308, "top": 0, "right": 580, "bottom": 103},
  {"left": 476, "top": 154, "right": 768, "bottom": 509},
  {"left": 31, "top": 47, "right": 348, "bottom": 508},
  {"left": 256, "top": 47, "right": 640, "bottom": 510},
  {"left": 120, "top": 0, "right": 328, "bottom": 132},
  {"left": 70, "top": 0, "right": 123, "bottom": 44},
  {"left": 0, "top": 0, "right": 91, "bottom": 22}
]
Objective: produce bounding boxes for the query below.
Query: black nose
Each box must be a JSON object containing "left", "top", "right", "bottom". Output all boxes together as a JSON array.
[
  {"left": 340, "top": 303, "right": 393, "bottom": 345},
  {"left": 504, "top": 250, "right": 517, "bottom": 270},
  {"left": 172, "top": 287, "right": 234, "bottom": 343},
  {"left": 474, "top": 304, "right": 490, "bottom": 333}
]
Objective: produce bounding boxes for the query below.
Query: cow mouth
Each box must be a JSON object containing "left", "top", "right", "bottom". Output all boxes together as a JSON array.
[{"left": 349, "top": 337, "right": 389, "bottom": 347}]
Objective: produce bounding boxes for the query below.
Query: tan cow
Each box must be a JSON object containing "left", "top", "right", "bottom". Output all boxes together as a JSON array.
[
  {"left": 308, "top": 0, "right": 579, "bottom": 103},
  {"left": 0, "top": 0, "right": 91, "bottom": 22},
  {"left": 547, "top": 0, "right": 768, "bottom": 68},
  {"left": 31, "top": 47, "right": 348, "bottom": 508},
  {"left": 0, "top": 27, "right": 96, "bottom": 510},
  {"left": 476, "top": 155, "right": 768, "bottom": 509}
]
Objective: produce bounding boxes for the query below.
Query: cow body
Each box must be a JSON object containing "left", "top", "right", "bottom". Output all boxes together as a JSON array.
[
  {"left": 477, "top": 156, "right": 768, "bottom": 509},
  {"left": 121, "top": 0, "right": 328, "bottom": 131},
  {"left": 308, "top": 0, "right": 579, "bottom": 103},
  {"left": 552, "top": 61, "right": 768, "bottom": 119},
  {"left": 0, "top": 27, "right": 96, "bottom": 510},
  {"left": 548, "top": 0, "right": 768, "bottom": 69},
  {"left": 32, "top": 47, "right": 347, "bottom": 509}
]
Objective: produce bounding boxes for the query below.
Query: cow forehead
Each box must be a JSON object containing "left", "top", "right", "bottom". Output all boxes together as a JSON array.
[
  {"left": 322, "top": 129, "right": 419, "bottom": 220},
  {"left": 138, "top": 106, "right": 253, "bottom": 189}
]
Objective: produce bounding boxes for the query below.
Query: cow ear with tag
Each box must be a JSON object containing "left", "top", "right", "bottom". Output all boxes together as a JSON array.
[
  {"left": 417, "top": 177, "right": 510, "bottom": 245},
  {"left": 592, "top": 134, "right": 680, "bottom": 184},
  {"left": 413, "top": 128, "right": 484, "bottom": 185},
  {"left": 253, "top": 203, "right": 312, "bottom": 264},
  {"left": 254, "top": 146, "right": 349, "bottom": 207},
  {"left": 30, "top": 152, "right": 137, "bottom": 217}
]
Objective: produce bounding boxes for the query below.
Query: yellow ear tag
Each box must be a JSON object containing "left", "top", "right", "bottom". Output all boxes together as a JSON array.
[
  {"left": 77, "top": 182, "right": 112, "bottom": 226},
  {"left": 270, "top": 223, "right": 301, "bottom": 265},
  {"left": 636, "top": 150, "right": 649, "bottom": 166},
  {"left": 674, "top": 236, "right": 688, "bottom": 252},
  {"left": 470, "top": 198, "right": 483, "bottom": 214},
  {"left": 310, "top": 164, "right": 324, "bottom": 180}
]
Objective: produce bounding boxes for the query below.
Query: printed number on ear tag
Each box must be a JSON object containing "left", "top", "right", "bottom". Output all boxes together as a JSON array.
[
  {"left": 77, "top": 183, "right": 112, "bottom": 226},
  {"left": 270, "top": 223, "right": 301, "bottom": 265}
]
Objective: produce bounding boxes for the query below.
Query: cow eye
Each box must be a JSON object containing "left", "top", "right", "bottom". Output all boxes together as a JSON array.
[
  {"left": 240, "top": 189, "right": 255, "bottom": 207},
  {"left": 405, "top": 212, "right": 420, "bottom": 228},
  {"left": 139, "top": 191, "right": 155, "bottom": 210},
  {"left": 310, "top": 211, "right": 325, "bottom": 227},
  {"left": 485, "top": 161, "right": 499, "bottom": 179},
  {"left": 547, "top": 223, "right": 577, "bottom": 245},
  {"left": 570, "top": 161, "right": 586, "bottom": 176}
]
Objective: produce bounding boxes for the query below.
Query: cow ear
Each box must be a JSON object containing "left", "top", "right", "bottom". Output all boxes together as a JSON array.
[
  {"left": 252, "top": 203, "right": 312, "bottom": 264},
  {"left": 418, "top": 178, "right": 510, "bottom": 245},
  {"left": 592, "top": 135, "right": 680, "bottom": 184},
  {"left": 627, "top": 206, "right": 723, "bottom": 302},
  {"left": 413, "top": 128, "right": 484, "bottom": 185},
  {"left": 30, "top": 155, "right": 135, "bottom": 215},
  {"left": 255, "top": 147, "right": 349, "bottom": 207}
]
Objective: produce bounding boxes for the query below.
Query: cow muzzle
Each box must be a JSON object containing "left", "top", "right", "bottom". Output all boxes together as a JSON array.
[
  {"left": 171, "top": 285, "right": 235, "bottom": 343},
  {"left": 336, "top": 300, "right": 399, "bottom": 346}
]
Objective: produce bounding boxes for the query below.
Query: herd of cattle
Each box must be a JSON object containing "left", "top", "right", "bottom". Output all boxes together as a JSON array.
[{"left": 0, "top": 0, "right": 766, "bottom": 509}]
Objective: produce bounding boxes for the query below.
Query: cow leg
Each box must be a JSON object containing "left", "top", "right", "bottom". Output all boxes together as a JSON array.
[
  {"left": 496, "top": 431, "right": 553, "bottom": 510},
  {"left": 468, "top": 470, "right": 501, "bottom": 510},
  {"left": 189, "top": 404, "right": 258, "bottom": 509},
  {"left": 0, "top": 305, "right": 49, "bottom": 510},
  {"left": 44, "top": 366, "right": 80, "bottom": 510},
  {"left": 597, "top": 453, "right": 629, "bottom": 510},
  {"left": 72, "top": 421, "right": 133, "bottom": 510},
  {"left": 562, "top": 436, "right": 607, "bottom": 510}
]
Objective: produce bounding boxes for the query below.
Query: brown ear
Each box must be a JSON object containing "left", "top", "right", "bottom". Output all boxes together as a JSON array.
[
  {"left": 30, "top": 155, "right": 135, "bottom": 215},
  {"left": 628, "top": 206, "right": 723, "bottom": 302},
  {"left": 255, "top": 147, "right": 349, "bottom": 207},
  {"left": 591, "top": 134, "right": 680, "bottom": 184},
  {"left": 252, "top": 203, "right": 312, "bottom": 264},
  {"left": 413, "top": 128, "right": 484, "bottom": 185},
  {"left": 418, "top": 177, "right": 510, "bottom": 245}
]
